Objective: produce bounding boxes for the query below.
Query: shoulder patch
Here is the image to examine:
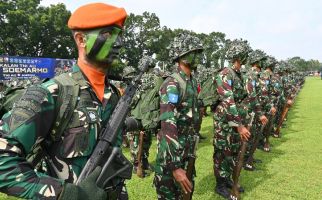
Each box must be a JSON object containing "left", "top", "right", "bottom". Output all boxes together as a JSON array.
[
  {"left": 252, "top": 80, "right": 256, "bottom": 87},
  {"left": 228, "top": 80, "right": 232, "bottom": 86},
  {"left": 265, "top": 80, "right": 270, "bottom": 85},
  {"left": 168, "top": 93, "right": 179, "bottom": 104}
]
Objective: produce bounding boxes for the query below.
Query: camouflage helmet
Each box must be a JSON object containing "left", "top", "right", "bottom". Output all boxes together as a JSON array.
[
  {"left": 263, "top": 56, "right": 277, "bottom": 70},
  {"left": 274, "top": 62, "right": 283, "bottom": 74},
  {"left": 248, "top": 49, "right": 267, "bottom": 65},
  {"left": 122, "top": 66, "right": 136, "bottom": 78},
  {"left": 168, "top": 33, "right": 203, "bottom": 62},
  {"left": 225, "top": 39, "right": 251, "bottom": 64}
]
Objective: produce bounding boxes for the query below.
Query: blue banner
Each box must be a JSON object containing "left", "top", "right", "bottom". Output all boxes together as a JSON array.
[{"left": 0, "top": 56, "right": 56, "bottom": 80}]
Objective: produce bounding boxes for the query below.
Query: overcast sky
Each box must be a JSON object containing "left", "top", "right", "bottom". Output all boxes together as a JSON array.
[{"left": 40, "top": 0, "right": 322, "bottom": 61}]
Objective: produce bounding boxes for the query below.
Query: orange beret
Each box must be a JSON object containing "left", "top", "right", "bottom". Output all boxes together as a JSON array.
[{"left": 68, "top": 3, "right": 127, "bottom": 30}]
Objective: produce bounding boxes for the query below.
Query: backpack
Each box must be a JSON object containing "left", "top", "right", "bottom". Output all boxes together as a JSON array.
[
  {"left": 0, "top": 86, "right": 25, "bottom": 117},
  {"left": 197, "top": 67, "right": 237, "bottom": 107},
  {"left": 0, "top": 73, "right": 81, "bottom": 168},
  {"left": 198, "top": 76, "right": 218, "bottom": 107},
  {"left": 131, "top": 72, "right": 187, "bottom": 131}
]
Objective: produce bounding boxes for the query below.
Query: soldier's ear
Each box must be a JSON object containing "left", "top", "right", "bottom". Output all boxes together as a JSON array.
[{"left": 74, "top": 31, "right": 86, "bottom": 48}]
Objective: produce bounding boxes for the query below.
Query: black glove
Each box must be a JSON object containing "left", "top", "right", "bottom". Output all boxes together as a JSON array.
[{"left": 59, "top": 167, "right": 107, "bottom": 200}]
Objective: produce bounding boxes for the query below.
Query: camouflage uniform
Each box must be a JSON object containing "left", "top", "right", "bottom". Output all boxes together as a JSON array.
[
  {"left": 154, "top": 33, "right": 202, "bottom": 200},
  {"left": 0, "top": 65, "right": 124, "bottom": 199},
  {"left": 212, "top": 39, "right": 252, "bottom": 200},
  {"left": 213, "top": 66, "right": 248, "bottom": 178},
  {"left": 242, "top": 50, "right": 268, "bottom": 164},
  {"left": 257, "top": 56, "right": 279, "bottom": 150},
  {"left": 213, "top": 39, "right": 250, "bottom": 180},
  {"left": 272, "top": 64, "right": 287, "bottom": 133},
  {"left": 154, "top": 66, "right": 199, "bottom": 200},
  {"left": 242, "top": 66, "right": 263, "bottom": 157}
]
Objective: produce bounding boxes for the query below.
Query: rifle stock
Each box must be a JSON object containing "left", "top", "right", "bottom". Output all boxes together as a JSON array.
[
  {"left": 263, "top": 111, "right": 275, "bottom": 151},
  {"left": 245, "top": 120, "right": 266, "bottom": 166},
  {"left": 182, "top": 135, "right": 199, "bottom": 200},
  {"left": 231, "top": 112, "right": 255, "bottom": 200},
  {"left": 275, "top": 85, "right": 300, "bottom": 136},
  {"left": 275, "top": 104, "right": 289, "bottom": 136},
  {"left": 136, "top": 131, "right": 144, "bottom": 178}
]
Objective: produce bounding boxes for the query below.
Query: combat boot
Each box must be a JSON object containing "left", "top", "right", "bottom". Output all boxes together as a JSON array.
[
  {"left": 225, "top": 178, "right": 245, "bottom": 193},
  {"left": 215, "top": 177, "right": 231, "bottom": 199},
  {"left": 142, "top": 157, "right": 153, "bottom": 171}
]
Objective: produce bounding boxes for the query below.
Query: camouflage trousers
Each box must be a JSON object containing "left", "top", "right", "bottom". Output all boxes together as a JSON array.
[
  {"left": 194, "top": 106, "right": 204, "bottom": 133},
  {"left": 213, "top": 116, "right": 240, "bottom": 178},
  {"left": 154, "top": 173, "right": 195, "bottom": 200},
  {"left": 126, "top": 130, "right": 153, "bottom": 166}
]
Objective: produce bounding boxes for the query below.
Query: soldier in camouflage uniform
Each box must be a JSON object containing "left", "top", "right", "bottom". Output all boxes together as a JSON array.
[
  {"left": 0, "top": 3, "right": 128, "bottom": 200},
  {"left": 154, "top": 33, "right": 203, "bottom": 200},
  {"left": 128, "top": 68, "right": 162, "bottom": 177},
  {"left": 213, "top": 39, "right": 251, "bottom": 199},
  {"left": 242, "top": 49, "right": 269, "bottom": 170},
  {"left": 259, "top": 56, "right": 278, "bottom": 152},
  {"left": 271, "top": 62, "right": 290, "bottom": 138}
]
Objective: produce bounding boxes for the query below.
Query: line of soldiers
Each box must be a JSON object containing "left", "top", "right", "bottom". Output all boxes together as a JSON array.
[
  {"left": 117, "top": 36, "right": 305, "bottom": 200},
  {"left": 0, "top": 2, "right": 306, "bottom": 200}
]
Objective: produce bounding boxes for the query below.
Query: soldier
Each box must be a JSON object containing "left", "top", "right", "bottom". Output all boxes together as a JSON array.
[
  {"left": 213, "top": 39, "right": 251, "bottom": 199},
  {"left": 0, "top": 3, "right": 128, "bottom": 200},
  {"left": 259, "top": 56, "right": 278, "bottom": 152},
  {"left": 128, "top": 68, "right": 162, "bottom": 177},
  {"left": 242, "top": 49, "right": 269, "bottom": 171},
  {"left": 154, "top": 33, "right": 203, "bottom": 200},
  {"left": 272, "top": 63, "right": 288, "bottom": 138}
]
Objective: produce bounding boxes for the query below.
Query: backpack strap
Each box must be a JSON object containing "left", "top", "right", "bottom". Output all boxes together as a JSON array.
[
  {"left": 170, "top": 72, "right": 187, "bottom": 104},
  {"left": 51, "top": 73, "right": 80, "bottom": 142}
]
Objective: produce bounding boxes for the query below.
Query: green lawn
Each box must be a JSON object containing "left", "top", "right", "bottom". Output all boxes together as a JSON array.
[{"left": 1, "top": 77, "right": 322, "bottom": 200}]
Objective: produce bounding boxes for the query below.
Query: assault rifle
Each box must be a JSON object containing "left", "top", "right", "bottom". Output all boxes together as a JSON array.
[
  {"left": 231, "top": 112, "right": 255, "bottom": 200},
  {"left": 76, "top": 56, "right": 154, "bottom": 188},
  {"left": 182, "top": 135, "right": 199, "bottom": 200}
]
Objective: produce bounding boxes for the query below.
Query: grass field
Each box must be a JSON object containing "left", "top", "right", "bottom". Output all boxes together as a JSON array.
[{"left": 1, "top": 77, "right": 322, "bottom": 200}]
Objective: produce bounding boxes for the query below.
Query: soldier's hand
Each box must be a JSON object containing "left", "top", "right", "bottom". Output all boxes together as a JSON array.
[
  {"left": 172, "top": 168, "right": 192, "bottom": 194},
  {"left": 237, "top": 125, "right": 251, "bottom": 141},
  {"left": 270, "top": 107, "right": 277, "bottom": 115},
  {"left": 259, "top": 115, "right": 268, "bottom": 125},
  {"left": 60, "top": 167, "right": 107, "bottom": 200},
  {"left": 287, "top": 99, "right": 293, "bottom": 106}
]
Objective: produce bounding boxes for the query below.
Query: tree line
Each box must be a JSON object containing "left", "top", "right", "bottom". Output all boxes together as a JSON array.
[{"left": 0, "top": 0, "right": 320, "bottom": 72}]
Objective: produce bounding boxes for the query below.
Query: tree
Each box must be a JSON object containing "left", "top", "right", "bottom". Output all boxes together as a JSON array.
[
  {"left": 287, "top": 57, "right": 321, "bottom": 72},
  {"left": 0, "top": 0, "right": 76, "bottom": 58},
  {"left": 197, "top": 31, "right": 226, "bottom": 69},
  {"left": 122, "top": 12, "right": 161, "bottom": 67}
]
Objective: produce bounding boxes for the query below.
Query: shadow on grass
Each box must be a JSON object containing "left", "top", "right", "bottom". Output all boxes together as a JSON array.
[{"left": 242, "top": 148, "right": 285, "bottom": 194}]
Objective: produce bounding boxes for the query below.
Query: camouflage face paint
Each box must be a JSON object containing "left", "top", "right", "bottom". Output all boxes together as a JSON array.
[
  {"left": 85, "top": 26, "right": 122, "bottom": 64},
  {"left": 181, "top": 51, "right": 201, "bottom": 70}
]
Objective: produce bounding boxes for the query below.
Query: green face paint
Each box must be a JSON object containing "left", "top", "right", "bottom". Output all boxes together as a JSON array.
[
  {"left": 181, "top": 51, "right": 202, "bottom": 70},
  {"left": 85, "top": 26, "right": 122, "bottom": 63}
]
